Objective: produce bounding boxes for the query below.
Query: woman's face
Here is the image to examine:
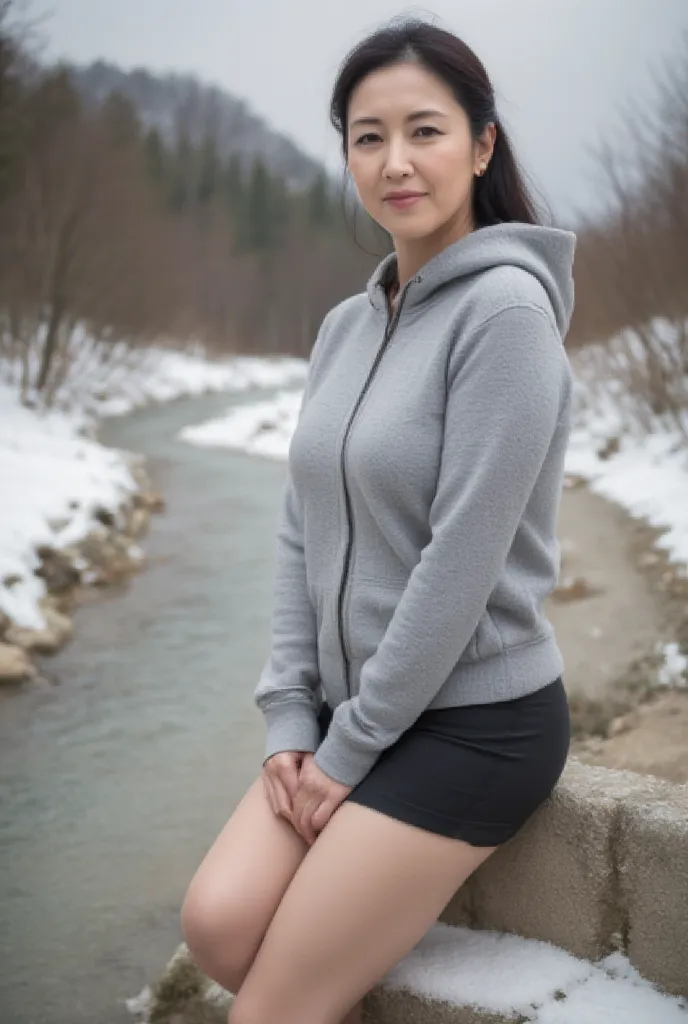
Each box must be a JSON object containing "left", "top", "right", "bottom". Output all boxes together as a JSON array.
[{"left": 346, "top": 61, "right": 492, "bottom": 243}]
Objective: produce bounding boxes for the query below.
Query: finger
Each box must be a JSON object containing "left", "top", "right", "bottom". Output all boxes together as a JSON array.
[
  {"left": 289, "top": 790, "right": 308, "bottom": 842},
  {"left": 299, "top": 798, "right": 320, "bottom": 846},
  {"left": 278, "top": 760, "right": 301, "bottom": 804},
  {"left": 310, "top": 799, "right": 334, "bottom": 834},
  {"left": 272, "top": 775, "right": 295, "bottom": 821},
  {"left": 261, "top": 772, "right": 279, "bottom": 817}
]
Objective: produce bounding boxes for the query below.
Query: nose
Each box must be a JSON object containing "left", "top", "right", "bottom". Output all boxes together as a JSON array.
[{"left": 382, "top": 133, "right": 414, "bottom": 179}]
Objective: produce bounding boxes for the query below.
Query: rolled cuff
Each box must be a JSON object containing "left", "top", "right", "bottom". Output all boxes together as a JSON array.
[{"left": 261, "top": 702, "right": 321, "bottom": 764}]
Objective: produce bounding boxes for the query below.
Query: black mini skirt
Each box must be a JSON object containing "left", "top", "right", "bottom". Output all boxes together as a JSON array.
[{"left": 317, "top": 677, "right": 570, "bottom": 847}]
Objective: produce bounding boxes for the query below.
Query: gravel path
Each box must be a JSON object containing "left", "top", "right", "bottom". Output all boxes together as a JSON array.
[{"left": 548, "top": 478, "right": 688, "bottom": 783}]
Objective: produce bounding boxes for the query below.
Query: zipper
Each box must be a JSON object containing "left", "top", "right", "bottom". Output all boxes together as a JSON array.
[{"left": 336, "top": 277, "right": 417, "bottom": 699}]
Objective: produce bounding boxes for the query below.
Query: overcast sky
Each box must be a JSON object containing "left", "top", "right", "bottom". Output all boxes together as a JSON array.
[{"left": 42, "top": 0, "right": 687, "bottom": 220}]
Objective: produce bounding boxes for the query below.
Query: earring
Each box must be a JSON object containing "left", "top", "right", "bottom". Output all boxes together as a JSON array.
[{"left": 477, "top": 161, "right": 488, "bottom": 176}]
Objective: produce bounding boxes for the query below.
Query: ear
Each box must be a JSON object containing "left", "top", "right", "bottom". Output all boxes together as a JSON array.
[{"left": 478, "top": 121, "right": 497, "bottom": 166}]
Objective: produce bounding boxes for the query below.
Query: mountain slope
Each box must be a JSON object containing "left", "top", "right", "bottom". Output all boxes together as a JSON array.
[{"left": 68, "top": 60, "right": 325, "bottom": 190}]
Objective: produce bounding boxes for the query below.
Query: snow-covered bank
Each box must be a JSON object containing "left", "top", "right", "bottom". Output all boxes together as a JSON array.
[
  {"left": 0, "top": 350, "right": 308, "bottom": 637},
  {"left": 83, "top": 349, "right": 307, "bottom": 418},
  {"left": 179, "top": 389, "right": 302, "bottom": 459},
  {"left": 0, "top": 382, "right": 141, "bottom": 630}
]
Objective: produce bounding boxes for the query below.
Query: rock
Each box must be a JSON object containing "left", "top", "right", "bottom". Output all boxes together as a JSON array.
[
  {"left": 552, "top": 576, "right": 604, "bottom": 603},
  {"left": 5, "top": 606, "right": 73, "bottom": 654},
  {"left": 133, "top": 489, "right": 166, "bottom": 514},
  {"left": 77, "top": 528, "right": 144, "bottom": 585},
  {"left": 597, "top": 435, "right": 620, "bottom": 460},
  {"left": 638, "top": 552, "right": 661, "bottom": 569},
  {"left": 0, "top": 642, "right": 38, "bottom": 683},
  {"left": 0, "top": 610, "right": 11, "bottom": 639},
  {"left": 129, "top": 460, "right": 151, "bottom": 488},
  {"left": 94, "top": 506, "right": 116, "bottom": 528},
  {"left": 34, "top": 546, "right": 81, "bottom": 593},
  {"left": 128, "top": 507, "right": 150, "bottom": 538},
  {"left": 128, "top": 943, "right": 232, "bottom": 1024},
  {"left": 608, "top": 710, "right": 640, "bottom": 737}
]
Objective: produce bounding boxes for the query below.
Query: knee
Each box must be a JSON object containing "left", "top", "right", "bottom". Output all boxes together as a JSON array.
[{"left": 180, "top": 881, "right": 257, "bottom": 993}]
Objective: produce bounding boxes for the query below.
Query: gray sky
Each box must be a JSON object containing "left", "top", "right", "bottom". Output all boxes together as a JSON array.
[{"left": 43, "top": 0, "right": 687, "bottom": 220}]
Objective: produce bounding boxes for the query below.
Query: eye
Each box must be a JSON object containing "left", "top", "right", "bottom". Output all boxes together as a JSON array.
[
  {"left": 354, "top": 132, "right": 381, "bottom": 146},
  {"left": 414, "top": 125, "right": 441, "bottom": 138}
]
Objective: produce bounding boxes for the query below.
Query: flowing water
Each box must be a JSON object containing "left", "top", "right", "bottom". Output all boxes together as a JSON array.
[{"left": 0, "top": 389, "right": 290, "bottom": 1023}]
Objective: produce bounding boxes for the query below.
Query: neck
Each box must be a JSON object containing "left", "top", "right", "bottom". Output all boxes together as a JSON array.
[{"left": 393, "top": 204, "right": 476, "bottom": 293}]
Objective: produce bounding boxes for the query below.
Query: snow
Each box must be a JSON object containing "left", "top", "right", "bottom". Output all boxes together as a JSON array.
[
  {"left": 656, "top": 641, "right": 688, "bottom": 688},
  {"left": 565, "top": 319, "right": 688, "bottom": 573},
  {"left": 178, "top": 388, "right": 302, "bottom": 459},
  {"left": 124, "top": 924, "right": 688, "bottom": 1022},
  {"left": 0, "top": 328, "right": 308, "bottom": 418},
  {"left": 0, "top": 349, "right": 308, "bottom": 631},
  {"left": 379, "top": 923, "right": 688, "bottom": 1022},
  {"left": 85, "top": 350, "right": 307, "bottom": 417},
  {"left": 566, "top": 420, "right": 688, "bottom": 572},
  {"left": 0, "top": 384, "right": 139, "bottom": 629}
]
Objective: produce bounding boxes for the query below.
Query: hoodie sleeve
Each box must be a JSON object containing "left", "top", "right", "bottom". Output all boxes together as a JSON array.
[
  {"left": 254, "top": 313, "right": 333, "bottom": 764},
  {"left": 313, "top": 303, "right": 571, "bottom": 787}
]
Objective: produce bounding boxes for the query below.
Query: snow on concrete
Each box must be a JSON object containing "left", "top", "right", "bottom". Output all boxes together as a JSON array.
[
  {"left": 124, "top": 923, "right": 688, "bottom": 1022},
  {"left": 378, "top": 922, "right": 688, "bottom": 1022}
]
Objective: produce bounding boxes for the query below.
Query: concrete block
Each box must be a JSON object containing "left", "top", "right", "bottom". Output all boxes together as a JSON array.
[
  {"left": 441, "top": 760, "right": 665, "bottom": 960},
  {"left": 618, "top": 780, "right": 688, "bottom": 997},
  {"left": 364, "top": 987, "right": 520, "bottom": 1023}
]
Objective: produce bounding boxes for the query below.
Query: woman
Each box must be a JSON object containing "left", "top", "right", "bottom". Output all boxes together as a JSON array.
[{"left": 182, "top": 18, "right": 574, "bottom": 1024}]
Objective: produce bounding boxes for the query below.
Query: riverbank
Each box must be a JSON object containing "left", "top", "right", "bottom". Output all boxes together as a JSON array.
[{"left": 0, "top": 350, "right": 308, "bottom": 684}]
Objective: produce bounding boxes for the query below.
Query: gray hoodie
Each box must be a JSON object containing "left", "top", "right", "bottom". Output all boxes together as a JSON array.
[{"left": 255, "top": 222, "right": 576, "bottom": 788}]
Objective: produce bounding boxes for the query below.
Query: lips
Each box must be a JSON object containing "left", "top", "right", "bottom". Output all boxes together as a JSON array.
[{"left": 384, "top": 192, "right": 426, "bottom": 209}]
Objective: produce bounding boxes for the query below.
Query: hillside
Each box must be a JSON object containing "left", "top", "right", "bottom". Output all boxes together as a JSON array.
[{"left": 67, "top": 60, "right": 326, "bottom": 190}]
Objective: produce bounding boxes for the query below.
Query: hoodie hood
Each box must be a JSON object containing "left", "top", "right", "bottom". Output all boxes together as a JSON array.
[{"left": 366, "top": 222, "right": 576, "bottom": 336}]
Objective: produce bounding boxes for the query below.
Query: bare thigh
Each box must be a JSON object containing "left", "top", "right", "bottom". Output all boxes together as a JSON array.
[
  {"left": 229, "top": 800, "right": 498, "bottom": 1024},
  {"left": 180, "top": 776, "right": 309, "bottom": 992}
]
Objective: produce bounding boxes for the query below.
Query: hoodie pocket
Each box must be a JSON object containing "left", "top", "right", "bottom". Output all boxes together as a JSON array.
[
  {"left": 346, "top": 576, "right": 405, "bottom": 663},
  {"left": 459, "top": 608, "right": 504, "bottom": 663}
]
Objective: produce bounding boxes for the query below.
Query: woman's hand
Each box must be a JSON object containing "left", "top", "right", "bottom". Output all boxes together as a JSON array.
[
  {"left": 261, "top": 751, "right": 305, "bottom": 826},
  {"left": 292, "top": 754, "right": 353, "bottom": 845}
]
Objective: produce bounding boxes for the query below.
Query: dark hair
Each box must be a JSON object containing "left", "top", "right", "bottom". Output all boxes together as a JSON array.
[{"left": 330, "top": 18, "right": 544, "bottom": 228}]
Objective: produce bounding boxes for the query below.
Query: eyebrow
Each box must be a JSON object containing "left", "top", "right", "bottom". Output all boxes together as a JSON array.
[{"left": 349, "top": 109, "right": 448, "bottom": 128}]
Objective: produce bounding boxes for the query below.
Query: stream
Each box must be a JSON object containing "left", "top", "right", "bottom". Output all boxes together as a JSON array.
[{"left": 0, "top": 389, "right": 289, "bottom": 1024}]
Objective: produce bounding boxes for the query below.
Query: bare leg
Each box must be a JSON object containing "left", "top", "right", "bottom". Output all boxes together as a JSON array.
[
  {"left": 181, "top": 777, "right": 309, "bottom": 994},
  {"left": 181, "top": 775, "right": 366, "bottom": 1022},
  {"left": 340, "top": 999, "right": 363, "bottom": 1024},
  {"left": 228, "top": 802, "right": 498, "bottom": 1024}
]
